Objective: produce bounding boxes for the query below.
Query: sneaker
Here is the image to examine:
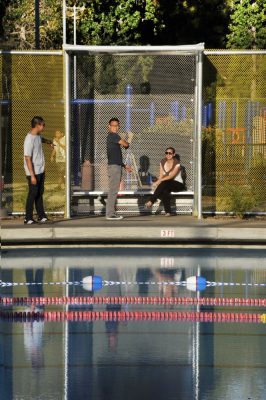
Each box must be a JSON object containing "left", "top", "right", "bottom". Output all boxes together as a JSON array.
[
  {"left": 24, "top": 219, "right": 37, "bottom": 225},
  {"left": 106, "top": 215, "right": 124, "bottom": 220},
  {"left": 165, "top": 213, "right": 171, "bottom": 217},
  {"left": 38, "top": 217, "right": 49, "bottom": 223}
]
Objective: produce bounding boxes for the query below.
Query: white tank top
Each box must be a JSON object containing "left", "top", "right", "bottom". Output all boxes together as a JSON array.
[{"left": 174, "top": 169, "right": 183, "bottom": 184}]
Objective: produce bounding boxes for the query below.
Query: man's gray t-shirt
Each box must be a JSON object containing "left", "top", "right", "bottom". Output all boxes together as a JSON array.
[{"left": 24, "top": 133, "right": 45, "bottom": 176}]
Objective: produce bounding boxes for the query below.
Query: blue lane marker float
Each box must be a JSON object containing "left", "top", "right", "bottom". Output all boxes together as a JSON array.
[{"left": 1, "top": 275, "right": 266, "bottom": 292}]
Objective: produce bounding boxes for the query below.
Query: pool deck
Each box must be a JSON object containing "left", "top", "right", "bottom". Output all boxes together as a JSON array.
[{"left": 1, "top": 215, "right": 266, "bottom": 247}]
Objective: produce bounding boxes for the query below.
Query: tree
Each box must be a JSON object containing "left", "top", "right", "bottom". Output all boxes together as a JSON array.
[
  {"left": 226, "top": 0, "right": 266, "bottom": 49},
  {"left": 1, "top": 0, "right": 238, "bottom": 50},
  {"left": 1, "top": 0, "right": 63, "bottom": 49},
  {"left": 69, "top": 0, "right": 162, "bottom": 46},
  {"left": 1, "top": 0, "right": 163, "bottom": 49}
]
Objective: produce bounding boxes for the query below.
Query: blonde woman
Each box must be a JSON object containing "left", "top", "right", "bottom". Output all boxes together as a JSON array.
[{"left": 51, "top": 130, "right": 65, "bottom": 189}]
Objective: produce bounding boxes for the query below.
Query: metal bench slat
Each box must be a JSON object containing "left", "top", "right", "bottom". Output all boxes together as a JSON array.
[{"left": 73, "top": 190, "right": 194, "bottom": 197}]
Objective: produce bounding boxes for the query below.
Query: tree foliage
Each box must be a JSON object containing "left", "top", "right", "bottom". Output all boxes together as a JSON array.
[
  {"left": 67, "top": 0, "right": 162, "bottom": 45},
  {"left": 72, "top": 0, "right": 230, "bottom": 48},
  {"left": 1, "top": 0, "right": 162, "bottom": 48},
  {"left": 1, "top": 0, "right": 232, "bottom": 49},
  {"left": 226, "top": 0, "right": 266, "bottom": 49},
  {"left": 1, "top": 0, "right": 63, "bottom": 49},
  {"left": 1, "top": 0, "right": 265, "bottom": 49}
]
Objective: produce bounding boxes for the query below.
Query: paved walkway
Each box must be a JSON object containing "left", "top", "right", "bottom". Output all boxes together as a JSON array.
[{"left": 2, "top": 215, "right": 266, "bottom": 246}]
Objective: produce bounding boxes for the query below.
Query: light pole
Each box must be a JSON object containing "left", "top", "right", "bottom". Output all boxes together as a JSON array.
[
  {"left": 63, "top": 4, "right": 85, "bottom": 98},
  {"left": 63, "top": 0, "right": 66, "bottom": 45},
  {"left": 62, "top": 1, "right": 85, "bottom": 47},
  {"left": 35, "top": 0, "right": 40, "bottom": 49}
]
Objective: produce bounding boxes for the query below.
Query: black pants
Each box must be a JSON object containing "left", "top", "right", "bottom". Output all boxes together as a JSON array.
[
  {"left": 149, "top": 180, "right": 185, "bottom": 214},
  {"left": 25, "top": 173, "right": 46, "bottom": 221}
]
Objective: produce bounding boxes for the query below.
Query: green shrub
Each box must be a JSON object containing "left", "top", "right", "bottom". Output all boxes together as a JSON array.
[{"left": 222, "top": 186, "right": 255, "bottom": 218}]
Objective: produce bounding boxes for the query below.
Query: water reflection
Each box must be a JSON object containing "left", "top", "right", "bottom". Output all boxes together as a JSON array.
[
  {"left": 25, "top": 269, "right": 44, "bottom": 298},
  {"left": 24, "top": 269, "right": 45, "bottom": 371},
  {"left": 136, "top": 268, "right": 152, "bottom": 295},
  {"left": 105, "top": 269, "right": 122, "bottom": 351},
  {"left": 24, "top": 307, "right": 45, "bottom": 369},
  {"left": 1, "top": 248, "right": 266, "bottom": 400}
]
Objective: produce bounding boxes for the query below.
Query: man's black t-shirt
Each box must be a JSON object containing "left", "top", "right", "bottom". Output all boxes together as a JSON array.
[{"left": 107, "top": 133, "right": 123, "bottom": 165}]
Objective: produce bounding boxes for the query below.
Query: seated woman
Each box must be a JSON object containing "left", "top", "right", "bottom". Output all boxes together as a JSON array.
[{"left": 145, "top": 147, "right": 185, "bottom": 216}]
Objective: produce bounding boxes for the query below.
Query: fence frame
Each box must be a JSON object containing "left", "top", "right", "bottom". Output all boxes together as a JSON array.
[
  {"left": 63, "top": 43, "right": 205, "bottom": 219},
  {"left": 204, "top": 50, "right": 266, "bottom": 55}
]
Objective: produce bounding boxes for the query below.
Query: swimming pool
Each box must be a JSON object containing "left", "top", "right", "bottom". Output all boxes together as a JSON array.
[{"left": 1, "top": 248, "right": 266, "bottom": 400}]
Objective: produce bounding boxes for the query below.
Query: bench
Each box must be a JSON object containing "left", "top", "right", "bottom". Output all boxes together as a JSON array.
[{"left": 72, "top": 190, "right": 194, "bottom": 215}]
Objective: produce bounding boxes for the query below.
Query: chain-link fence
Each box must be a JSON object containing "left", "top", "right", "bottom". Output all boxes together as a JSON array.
[
  {"left": 1, "top": 49, "right": 265, "bottom": 217},
  {"left": 69, "top": 50, "right": 198, "bottom": 215},
  {"left": 203, "top": 51, "right": 266, "bottom": 215},
  {"left": 1, "top": 52, "right": 65, "bottom": 216}
]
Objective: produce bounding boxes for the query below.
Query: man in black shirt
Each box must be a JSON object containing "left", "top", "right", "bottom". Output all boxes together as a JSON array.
[{"left": 106, "top": 117, "right": 132, "bottom": 220}]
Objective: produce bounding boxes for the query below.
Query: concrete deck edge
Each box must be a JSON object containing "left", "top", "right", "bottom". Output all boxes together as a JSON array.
[{"left": 1, "top": 226, "right": 266, "bottom": 245}]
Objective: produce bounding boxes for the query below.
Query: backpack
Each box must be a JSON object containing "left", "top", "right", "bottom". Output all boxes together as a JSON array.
[
  {"left": 180, "top": 165, "right": 187, "bottom": 188},
  {"left": 174, "top": 154, "right": 187, "bottom": 189}
]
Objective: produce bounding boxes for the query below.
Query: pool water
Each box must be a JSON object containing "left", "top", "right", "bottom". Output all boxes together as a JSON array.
[{"left": 1, "top": 248, "right": 266, "bottom": 400}]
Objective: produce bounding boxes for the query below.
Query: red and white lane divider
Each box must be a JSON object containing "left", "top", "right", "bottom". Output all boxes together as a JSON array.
[
  {"left": 1, "top": 296, "right": 266, "bottom": 307},
  {"left": 1, "top": 310, "right": 266, "bottom": 323}
]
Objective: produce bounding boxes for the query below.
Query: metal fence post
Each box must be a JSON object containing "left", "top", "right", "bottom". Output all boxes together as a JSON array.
[
  {"left": 0, "top": 101, "right": 3, "bottom": 217},
  {"left": 195, "top": 50, "right": 203, "bottom": 219},
  {"left": 64, "top": 50, "right": 71, "bottom": 218}
]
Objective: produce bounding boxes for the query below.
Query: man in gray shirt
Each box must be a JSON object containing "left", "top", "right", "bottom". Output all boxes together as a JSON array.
[{"left": 24, "top": 116, "right": 53, "bottom": 224}]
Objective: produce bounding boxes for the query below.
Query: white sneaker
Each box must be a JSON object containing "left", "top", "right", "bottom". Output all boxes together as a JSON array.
[
  {"left": 106, "top": 215, "right": 123, "bottom": 220},
  {"left": 24, "top": 219, "right": 37, "bottom": 225},
  {"left": 38, "top": 217, "right": 49, "bottom": 223}
]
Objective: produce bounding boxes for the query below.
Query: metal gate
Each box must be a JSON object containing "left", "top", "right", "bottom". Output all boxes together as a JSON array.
[{"left": 64, "top": 44, "right": 204, "bottom": 218}]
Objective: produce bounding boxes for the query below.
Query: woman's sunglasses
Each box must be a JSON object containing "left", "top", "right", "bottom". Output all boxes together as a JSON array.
[{"left": 165, "top": 151, "right": 173, "bottom": 155}]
